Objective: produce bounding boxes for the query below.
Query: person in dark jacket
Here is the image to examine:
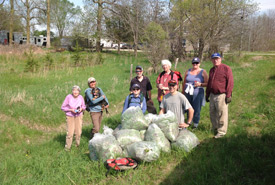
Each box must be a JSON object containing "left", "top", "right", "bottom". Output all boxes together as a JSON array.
[
  {"left": 130, "top": 65, "right": 157, "bottom": 114},
  {"left": 206, "top": 53, "right": 234, "bottom": 138}
]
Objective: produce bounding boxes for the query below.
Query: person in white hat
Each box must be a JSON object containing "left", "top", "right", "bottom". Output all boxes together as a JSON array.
[{"left": 156, "top": 59, "right": 178, "bottom": 108}]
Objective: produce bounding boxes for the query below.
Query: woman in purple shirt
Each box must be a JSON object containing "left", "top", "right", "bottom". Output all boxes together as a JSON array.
[{"left": 61, "top": 85, "right": 86, "bottom": 151}]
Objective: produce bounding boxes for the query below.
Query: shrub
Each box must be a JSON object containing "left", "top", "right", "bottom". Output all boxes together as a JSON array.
[{"left": 24, "top": 48, "right": 39, "bottom": 72}]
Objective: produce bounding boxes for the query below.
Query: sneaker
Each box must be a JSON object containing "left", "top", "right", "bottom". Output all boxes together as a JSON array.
[
  {"left": 64, "top": 147, "right": 71, "bottom": 152},
  {"left": 192, "top": 125, "right": 198, "bottom": 130},
  {"left": 214, "top": 134, "right": 225, "bottom": 139}
]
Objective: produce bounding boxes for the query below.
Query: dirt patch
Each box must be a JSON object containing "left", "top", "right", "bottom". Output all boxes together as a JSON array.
[
  {"left": 0, "top": 45, "right": 45, "bottom": 55},
  {"left": 251, "top": 56, "right": 264, "bottom": 61}
]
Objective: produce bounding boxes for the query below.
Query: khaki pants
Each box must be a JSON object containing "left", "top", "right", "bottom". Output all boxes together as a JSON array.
[
  {"left": 90, "top": 112, "right": 103, "bottom": 134},
  {"left": 210, "top": 93, "right": 228, "bottom": 136},
  {"left": 65, "top": 115, "right": 83, "bottom": 149}
]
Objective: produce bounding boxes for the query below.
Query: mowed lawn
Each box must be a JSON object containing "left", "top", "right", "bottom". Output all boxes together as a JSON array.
[{"left": 0, "top": 51, "right": 274, "bottom": 185}]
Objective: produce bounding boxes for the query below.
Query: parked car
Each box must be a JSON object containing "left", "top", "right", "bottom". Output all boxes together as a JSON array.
[
  {"left": 121, "top": 43, "right": 132, "bottom": 49},
  {"left": 132, "top": 43, "right": 145, "bottom": 50}
]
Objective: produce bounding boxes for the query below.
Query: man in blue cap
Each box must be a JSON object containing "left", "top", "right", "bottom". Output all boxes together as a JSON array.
[{"left": 206, "top": 53, "right": 234, "bottom": 138}]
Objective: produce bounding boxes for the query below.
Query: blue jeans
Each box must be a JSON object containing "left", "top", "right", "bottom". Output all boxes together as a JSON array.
[{"left": 184, "top": 88, "right": 204, "bottom": 125}]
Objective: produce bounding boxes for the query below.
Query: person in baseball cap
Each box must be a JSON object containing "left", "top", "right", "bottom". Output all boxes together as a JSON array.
[
  {"left": 85, "top": 76, "right": 109, "bottom": 139},
  {"left": 192, "top": 57, "right": 201, "bottom": 63},
  {"left": 122, "top": 83, "right": 147, "bottom": 114},
  {"left": 211, "top": 53, "right": 221, "bottom": 59},
  {"left": 131, "top": 83, "right": 140, "bottom": 90}
]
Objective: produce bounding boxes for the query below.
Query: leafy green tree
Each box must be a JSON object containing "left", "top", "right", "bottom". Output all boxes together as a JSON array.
[
  {"left": 33, "top": 30, "right": 54, "bottom": 37},
  {"left": 181, "top": 0, "right": 257, "bottom": 59},
  {"left": 89, "top": 0, "right": 116, "bottom": 52},
  {"left": 143, "top": 21, "right": 169, "bottom": 73},
  {"left": 105, "top": 15, "right": 132, "bottom": 53},
  {"left": 51, "top": 0, "right": 80, "bottom": 39}
]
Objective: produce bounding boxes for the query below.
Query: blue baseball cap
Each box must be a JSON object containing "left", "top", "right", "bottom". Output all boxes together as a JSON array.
[
  {"left": 211, "top": 53, "right": 221, "bottom": 59},
  {"left": 192, "top": 57, "right": 200, "bottom": 63}
]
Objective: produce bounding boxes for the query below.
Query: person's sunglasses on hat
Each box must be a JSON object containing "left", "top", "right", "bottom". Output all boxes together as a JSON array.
[{"left": 168, "top": 80, "right": 177, "bottom": 86}]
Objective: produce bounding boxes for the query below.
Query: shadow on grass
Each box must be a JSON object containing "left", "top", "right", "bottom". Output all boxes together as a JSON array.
[
  {"left": 268, "top": 75, "right": 275, "bottom": 81},
  {"left": 160, "top": 133, "right": 275, "bottom": 185}
]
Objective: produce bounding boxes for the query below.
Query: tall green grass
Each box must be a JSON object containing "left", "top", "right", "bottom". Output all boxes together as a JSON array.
[{"left": 0, "top": 51, "right": 274, "bottom": 184}]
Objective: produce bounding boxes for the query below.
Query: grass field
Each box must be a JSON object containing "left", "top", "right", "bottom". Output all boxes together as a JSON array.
[{"left": 0, "top": 49, "right": 274, "bottom": 184}]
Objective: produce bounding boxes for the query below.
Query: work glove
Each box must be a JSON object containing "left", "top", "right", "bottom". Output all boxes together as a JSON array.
[
  {"left": 206, "top": 97, "right": 210, "bottom": 102},
  {"left": 226, "top": 97, "right": 232, "bottom": 104}
]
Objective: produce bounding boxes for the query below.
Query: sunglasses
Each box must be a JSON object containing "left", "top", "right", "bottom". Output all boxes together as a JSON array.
[
  {"left": 136, "top": 70, "right": 142, "bottom": 73},
  {"left": 133, "top": 88, "right": 140, "bottom": 91},
  {"left": 192, "top": 62, "right": 199, "bottom": 65}
]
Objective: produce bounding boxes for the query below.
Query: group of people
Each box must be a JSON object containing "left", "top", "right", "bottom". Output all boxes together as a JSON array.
[{"left": 61, "top": 52, "right": 234, "bottom": 151}]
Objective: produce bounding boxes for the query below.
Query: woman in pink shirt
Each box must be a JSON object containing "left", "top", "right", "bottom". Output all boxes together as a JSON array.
[{"left": 61, "top": 85, "right": 86, "bottom": 151}]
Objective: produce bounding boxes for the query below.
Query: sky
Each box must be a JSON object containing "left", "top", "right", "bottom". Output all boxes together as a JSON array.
[{"left": 70, "top": 0, "right": 275, "bottom": 12}]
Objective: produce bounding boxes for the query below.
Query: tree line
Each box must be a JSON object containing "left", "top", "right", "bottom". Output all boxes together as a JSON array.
[{"left": 1, "top": 0, "right": 275, "bottom": 67}]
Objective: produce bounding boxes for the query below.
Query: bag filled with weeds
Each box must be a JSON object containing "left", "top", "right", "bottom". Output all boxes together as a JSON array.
[
  {"left": 145, "top": 124, "right": 171, "bottom": 152},
  {"left": 114, "top": 129, "right": 142, "bottom": 148},
  {"left": 121, "top": 106, "right": 149, "bottom": 130},
  {"left": 126, "top": 141, "right": 160, "bottom": 162},
  {"left": 154, "top": 111, "right": 179, "bottom": 142},
  {"left": 144, "top": 113, "right": 158, "bottom": 124},
  {"left": 171, "top": 129, "right": 200, "bottom": 152},
  {"left": 89, "top": 133, "right": 123, "bottom": 161}
]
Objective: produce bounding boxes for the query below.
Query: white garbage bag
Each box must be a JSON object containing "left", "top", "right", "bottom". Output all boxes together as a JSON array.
[
  {"left": 145, "top": 124, "right": 171, "bottom": 152},
  {"left": 114, "top": 129, "right": 142, "bottom": 148},
  {"left": 144, "top": 113, "right": 158, "bottom": 124},
  {"left": 126, "top": 141, "right": 160, "bottom": 162},
  {"left": 121, "top": 106, "right": 149, "bottom": 130},
  {"left": 88, "top": 133, "right": 123, "bottom": 161},
  {"left": 103, "top": 125, "right": 113, "bottom": 135},
  {"left": 154, "top": 111, "right": 179, "bottom": 142},
  {"left": 171, "top": 129, "right": 200, "bottom": 152}
]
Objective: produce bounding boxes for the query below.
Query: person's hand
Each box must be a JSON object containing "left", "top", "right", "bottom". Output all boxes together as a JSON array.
[
  {"left": 158, "top": 84, "right": 163, "bottom": 89},
  {"left": 194, "top": 81, "right": 201, "bottom": 87},
  {"left": 179, "top": 123, "right": 189, "bottom": 128},
  {"left": 206, "top": 97, "right": 209, "bottom": 102},
  {"left": 102, "top": 95, "right": 106, "bottom": 99},
  {"left": 79, "top": 108, "right": 83, "bottom": 112},
  {"left": 104, "top": 105, "right": 109, "bottom": 108},
  {"left": 226, "top": 97, "right": 232, "bottom": 104}
]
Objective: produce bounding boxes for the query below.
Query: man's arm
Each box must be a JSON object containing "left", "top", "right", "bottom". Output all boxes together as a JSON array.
[
  {"left": 226, "top": 67, "right": 234, "bottom": 98},
  {"left": 159, "top": 108, "right": 165, "bottom": 115},
  {"left": 186, "top": 107, "right": 194, "bottom": 123}
]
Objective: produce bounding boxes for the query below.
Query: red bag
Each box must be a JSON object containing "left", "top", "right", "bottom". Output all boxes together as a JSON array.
[{"left": 105, "top": 157, "right": 138, "bottom": 176}]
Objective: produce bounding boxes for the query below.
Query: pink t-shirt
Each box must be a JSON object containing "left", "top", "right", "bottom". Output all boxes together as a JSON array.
[
  {"left": 61, "top": 94, "right": 86, "bottom": 117},
  {"left": 156, "top": 72, "right": 178, "bottom": 102}
]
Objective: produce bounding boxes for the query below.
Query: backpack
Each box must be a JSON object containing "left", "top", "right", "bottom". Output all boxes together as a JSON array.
[
  {"left": 158, "top": 70, "right": 183, "bottom": 83},
  {"left": 127, "top": 92, "right": 145, "bottom": 107},
  {"left": 104, "top": 157, "right": 138, "bottom": 176}
]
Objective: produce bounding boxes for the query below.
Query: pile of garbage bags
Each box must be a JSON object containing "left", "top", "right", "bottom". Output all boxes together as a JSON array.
[{"left": 89, "top": 106, "right": 200, "bottom": 162}]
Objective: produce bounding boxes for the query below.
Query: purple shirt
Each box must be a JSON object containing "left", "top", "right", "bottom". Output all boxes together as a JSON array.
[{"left": 61, "top": 94, "right": 86, "bottom": 117}]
